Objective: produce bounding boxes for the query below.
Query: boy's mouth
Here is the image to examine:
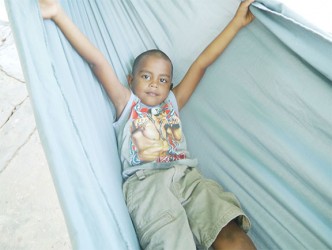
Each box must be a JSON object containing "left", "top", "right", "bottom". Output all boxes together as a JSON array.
[{"left": 146, "top": 92, "right": 158, "bottom": 97}]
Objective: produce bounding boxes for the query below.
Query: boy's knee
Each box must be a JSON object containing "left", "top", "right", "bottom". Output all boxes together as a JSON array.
[{"left": 212, "top": 220, "right": 256, "bottom": 250}]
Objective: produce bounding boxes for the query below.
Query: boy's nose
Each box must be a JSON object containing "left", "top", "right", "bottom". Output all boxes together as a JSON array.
[{"left": 149, "top": 80, "right": 158, "bottom": 88}]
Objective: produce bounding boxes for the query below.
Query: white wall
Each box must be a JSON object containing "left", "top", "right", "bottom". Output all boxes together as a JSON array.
[{"left": 0, "top": 0, "right": 8, "bottom": 22}]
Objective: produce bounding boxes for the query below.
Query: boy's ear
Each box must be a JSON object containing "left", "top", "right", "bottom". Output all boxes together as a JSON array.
[{"left": 127, "top": 75, "right": 133, "bottom": 88}]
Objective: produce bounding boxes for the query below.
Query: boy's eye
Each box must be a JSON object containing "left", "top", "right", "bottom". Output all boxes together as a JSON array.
[
  {"left": 160, "top": 78, "right": 168, "bottom": 84},
  {"left": 142, "top": 74, "right": 151, "bottom": 80}
]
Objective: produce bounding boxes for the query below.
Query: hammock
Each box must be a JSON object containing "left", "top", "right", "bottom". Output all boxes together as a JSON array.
[{"left": 6, "top": 0, "right": 332, "bottom": 249}]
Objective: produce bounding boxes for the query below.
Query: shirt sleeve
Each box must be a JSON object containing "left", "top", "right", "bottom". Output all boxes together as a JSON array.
[
  {"left": 113, "top": 91, "right": 136, "bottom": 130},
  {"left": 168, "top": 91, "right": 179, "bottom": 114}
]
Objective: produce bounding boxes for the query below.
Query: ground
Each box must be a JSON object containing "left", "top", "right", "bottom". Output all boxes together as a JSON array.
[{"left": 0, "top": 2, "right": 71, "bottom": 249}]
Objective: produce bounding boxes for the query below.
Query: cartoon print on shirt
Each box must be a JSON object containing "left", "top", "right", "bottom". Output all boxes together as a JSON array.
[{"left": 129, "top": 99, "right": 186, "bottom": 165}]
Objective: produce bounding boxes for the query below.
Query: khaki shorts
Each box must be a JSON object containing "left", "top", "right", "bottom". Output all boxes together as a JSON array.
[{"left": 123, "top": 165, "right": 250, "bottom": 250}]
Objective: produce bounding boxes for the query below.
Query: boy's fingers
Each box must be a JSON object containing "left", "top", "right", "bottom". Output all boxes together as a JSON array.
[{"left": 242, "top": 0, "right": 255, "bottom": 7}]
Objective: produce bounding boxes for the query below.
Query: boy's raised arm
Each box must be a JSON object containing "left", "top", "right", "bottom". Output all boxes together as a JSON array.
[
  {"left": 39, "top": 0, "right": 131, "bottom": 118},
  {"left": 173, "top": 0, "right": 255, "bottom": 110}
]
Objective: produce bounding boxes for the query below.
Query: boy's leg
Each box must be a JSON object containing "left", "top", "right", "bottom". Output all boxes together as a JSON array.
[
  {"left": 212, "top": 220, "right": 256, "bottom": 250},
  {"left": 123, "top": 168, "right": 196, "bottom": 250},
  {"left": 177, "top": 168, "right": 254, "bottom": 249}
]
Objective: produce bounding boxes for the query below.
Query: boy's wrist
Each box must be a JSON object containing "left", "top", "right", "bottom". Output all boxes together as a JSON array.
[
  {"left": 228, "top": 18, "right": 244, "bottom": 32},
  {"left": 52, "top": 7, "right": 65, "bottom": 23}
]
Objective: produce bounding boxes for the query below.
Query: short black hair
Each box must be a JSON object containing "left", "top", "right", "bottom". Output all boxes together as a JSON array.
[{"left": 132, "top": 49, "right": 173, "bottom": 78}]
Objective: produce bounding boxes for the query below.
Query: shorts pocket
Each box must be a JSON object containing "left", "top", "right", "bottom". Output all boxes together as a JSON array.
[{"left": 139, "top": 210, "right": 175, "bottom": 244}]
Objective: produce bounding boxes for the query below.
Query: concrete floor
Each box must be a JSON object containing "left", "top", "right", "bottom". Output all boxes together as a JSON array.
[{"left": 0, "top": 2, "right": 71, "bottom": 249}]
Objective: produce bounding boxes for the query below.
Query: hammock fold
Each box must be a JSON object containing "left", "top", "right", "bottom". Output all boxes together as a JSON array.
[{"left": 6, "top": 0, "right": 332, "bottom": 249}]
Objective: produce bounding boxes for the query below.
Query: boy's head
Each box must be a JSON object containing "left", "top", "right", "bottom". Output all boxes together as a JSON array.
[{"left": 128, "top": 49, "right": 173, "bottom": 107}]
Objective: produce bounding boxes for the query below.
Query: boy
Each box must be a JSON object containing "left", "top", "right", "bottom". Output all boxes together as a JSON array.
[{"left": 39, "top": 0, "right": 256, "bottom": 249}]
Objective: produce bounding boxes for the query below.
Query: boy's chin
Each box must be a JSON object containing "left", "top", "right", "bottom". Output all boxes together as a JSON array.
[{"left": 141, "top": 97, "right": 165, "bottom": 107}]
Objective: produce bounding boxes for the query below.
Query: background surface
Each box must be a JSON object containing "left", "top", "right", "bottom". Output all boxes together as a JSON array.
[{"left": 0, "top": 1, "right": 70, "bottom": 249}]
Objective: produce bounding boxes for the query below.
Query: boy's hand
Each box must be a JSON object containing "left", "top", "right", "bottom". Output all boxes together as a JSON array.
[
  {"left": 232, "top": 0, "right": 255, "bottom": 29},
  {"left": 39, "top": 0, "right": 61, "bottom": 20}
]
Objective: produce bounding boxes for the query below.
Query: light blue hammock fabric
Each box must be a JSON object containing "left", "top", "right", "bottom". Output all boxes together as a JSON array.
[{"left": 5, "top": 0, "right": 332, "bottom": 249}]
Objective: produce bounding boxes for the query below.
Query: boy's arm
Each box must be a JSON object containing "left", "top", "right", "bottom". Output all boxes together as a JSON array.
[
  {"left": 173, "top": 0, "right": 255, "bottom": 110},
  {"left": 39, "top": 0, "right": 131, "bottom": 118}
]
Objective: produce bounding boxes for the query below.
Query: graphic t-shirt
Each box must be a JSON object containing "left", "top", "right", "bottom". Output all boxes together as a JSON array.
[{"left": 114, "top": 91, "right": 197, "bottom": 179}]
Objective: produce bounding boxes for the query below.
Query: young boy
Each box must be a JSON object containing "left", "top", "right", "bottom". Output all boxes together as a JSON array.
[{"left": 39, "top": 0, "right": 256, "bottom": 249}]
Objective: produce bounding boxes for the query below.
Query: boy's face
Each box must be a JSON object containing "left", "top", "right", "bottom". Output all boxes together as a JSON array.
[{"left": 129, "top": 55, "right": 172, "bottom": 107}]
